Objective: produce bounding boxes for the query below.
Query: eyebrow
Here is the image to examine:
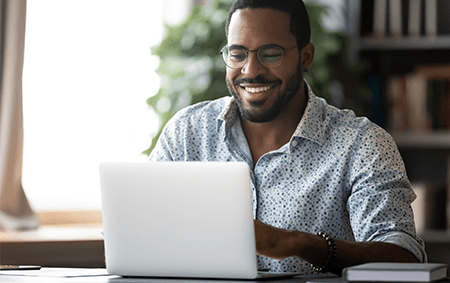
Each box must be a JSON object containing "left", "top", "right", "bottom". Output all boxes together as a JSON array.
[
  {"left": 227, "top": 44, "right": 284, "bottom": 50},
  {"left": 227, "top": 44, "right": 245, "bottom": 50}
]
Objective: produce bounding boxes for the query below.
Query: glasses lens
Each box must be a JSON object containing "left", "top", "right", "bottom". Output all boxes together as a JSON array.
[
  {"left": 258, "top": 46, "right": 284, "bottom": 67},
  {"left": 221, "top": 45, "right": 287, "bottom": 68},
  {"left": 222, "top": 46, "right": 247, "bottom": 68}
]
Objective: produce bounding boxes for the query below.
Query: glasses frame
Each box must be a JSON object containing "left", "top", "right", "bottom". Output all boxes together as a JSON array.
[{"left": 220, "top": 43, "right": 306, "bottom": 69}]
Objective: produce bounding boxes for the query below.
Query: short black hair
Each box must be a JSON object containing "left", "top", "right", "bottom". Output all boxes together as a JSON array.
[{"left": 225, "top": 0, "right": 311, "bottom": 49}]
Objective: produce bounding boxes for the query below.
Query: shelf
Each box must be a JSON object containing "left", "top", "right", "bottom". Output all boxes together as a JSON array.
[
  {"left": 390, "top": 131, "right": 450, "bottom": 149},
  {"left": 420, "top": 230, "right": 450, "bottom": 243},
  {"left": 357, "top": 35, "right": 450, "bottom": 50}
]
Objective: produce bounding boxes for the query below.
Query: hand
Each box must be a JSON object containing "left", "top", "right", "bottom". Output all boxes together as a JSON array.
[
  {"left": 254, "top": 220, "right": 298, "bottom": 260},
  {"left": 254, "top": 220, "right": 420, "bottom": 275}
]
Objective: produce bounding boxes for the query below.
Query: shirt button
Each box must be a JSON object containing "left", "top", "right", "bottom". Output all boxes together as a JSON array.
[{"left": 292, "top": 140, "right": 298, "bottom": 147}]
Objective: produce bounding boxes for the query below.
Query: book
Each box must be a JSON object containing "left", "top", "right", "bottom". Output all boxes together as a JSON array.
[
  {"left": 415, "top": 65, "right": 450, "bottom": 130},
  {"left": 386, "top": 75, "right": 409, "bottom": 131},
  {"left": 389, "top": 0, "right": 402, "bottom": 37},
  {"left": 343, "top": 262, "right": 448, "bottom": 282},
  {"left": 373, "top": 0, "right": 387, "bottom": 38},
  {"left": 405, "top": 73, "right": 430, "bottom": 132},
  {"left": 427, "top": 79, "right": 447, "bottom": 130},
  {"left": 408, "top": 0, "right": 421, "bottom": 37},
  {"left": 425, "top": 0, "right": 437, "bottom": 37},
  {"left": 385, "top": 65, "right": 450, "bottom": 134}
]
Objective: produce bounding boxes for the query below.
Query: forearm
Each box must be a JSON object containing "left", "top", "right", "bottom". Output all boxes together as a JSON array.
[{"left": 289, "top": 231, "right": 419, "bottom": 275}]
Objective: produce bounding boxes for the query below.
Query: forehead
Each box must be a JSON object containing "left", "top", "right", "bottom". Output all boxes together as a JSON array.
[{"left": 227, "top": 8, "right": 296, "bottom": 47}]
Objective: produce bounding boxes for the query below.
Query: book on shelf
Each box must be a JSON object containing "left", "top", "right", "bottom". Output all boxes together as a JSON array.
[
  {"left": 386, "top": 74, "right": 430, "bottom": 132},
  {"left": 405, "top": 73, "right": 430, "bottom": 132},
  {"left": 371, "top": 0, "right": 418, "bottom": 38},
  {"left": 416, "top": 65, "right": 450, "bottom": 130},
  {"left": 389, "top": 0, "right": 402, "bottom": 37},
  {"left": 372, "top": 0, "right": 387, "bottom": 38},
  {"left": 425, "top": 0, "right": 437, "bottom": 37},
  {"left": 428, "top": 79, "right": 449, "bottom": 130},
  {"left": 343, "top": 262, "right": 448, "bottom": 282},
  {"left": 408, "top": 0, "right": 421, "bottom": 37},
  {"left": 386, "top": 65, "right": 450, "bottom": 133},
  {"left": 366, "top": 0, "right": 450, "bottom": 40},
  {"left": 387, "top": 75, "right": 409, "bottom": 131}
]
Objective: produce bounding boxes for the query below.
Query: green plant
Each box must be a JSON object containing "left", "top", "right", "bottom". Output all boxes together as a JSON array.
[{"left": 143, "top": 1, "right": 370, "bottom": 155}]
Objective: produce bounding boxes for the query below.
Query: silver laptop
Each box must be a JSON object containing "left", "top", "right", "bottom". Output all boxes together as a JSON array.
[{"left": 99, "top": 161, "right": 300, "bottom": 280}]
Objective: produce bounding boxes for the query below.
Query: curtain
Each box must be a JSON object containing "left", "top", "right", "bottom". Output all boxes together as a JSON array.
[{"left": 0, "top": 0, "right": 39, "bottom": 231}]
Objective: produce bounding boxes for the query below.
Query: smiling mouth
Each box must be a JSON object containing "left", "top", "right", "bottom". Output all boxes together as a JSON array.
[
  {"left": 242, "top": 85, "right": 273, "bottom": 93},
  {"left": 234, "top": 76, "right": 282, "bottom": 94}
]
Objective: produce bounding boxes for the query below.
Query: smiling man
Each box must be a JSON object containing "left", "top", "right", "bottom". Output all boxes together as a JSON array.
[
  {"left": 149, "top": 0, "right": 426, "bottom": 275},
  {"left": 223, "top": 5, "right": 312, "bottom": 167}
]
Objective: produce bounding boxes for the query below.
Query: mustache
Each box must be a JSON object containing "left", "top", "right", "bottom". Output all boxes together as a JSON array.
[{"left": 234, "top": 75, "right": 282, "bottom": 85}]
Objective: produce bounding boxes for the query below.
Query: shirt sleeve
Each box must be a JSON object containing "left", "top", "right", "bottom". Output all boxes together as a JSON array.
[
  {"left": 347, "top": 123, "right": 427, "bottom": 262},
  {"left": 148, "top": 110, "right": 185, "bottom": 162},
  {"left": 371, "top": 231, "right": 427, "bottom": 263},
  {"left": 148, "top": 129, "right": 175, "bottom": 161}
]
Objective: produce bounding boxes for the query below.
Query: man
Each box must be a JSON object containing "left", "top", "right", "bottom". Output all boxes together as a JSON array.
[{"left": 149, "top": 0, "right": 426, "bottom": 275}]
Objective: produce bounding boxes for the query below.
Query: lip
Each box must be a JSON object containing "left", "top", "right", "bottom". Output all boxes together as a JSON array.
[
  {"left": 238, "top": 84, "right": 278, "bottom": 102},
  {"left": 240, "top": 85, "right": 273, "bottom": 93},
  {"left": 239, "top": 83, "right": 277, "bottom": 92}
]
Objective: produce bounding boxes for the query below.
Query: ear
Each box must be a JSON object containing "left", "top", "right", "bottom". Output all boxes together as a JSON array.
[{"left": 301, "top": 43, "right": 315, "bottom": 72}]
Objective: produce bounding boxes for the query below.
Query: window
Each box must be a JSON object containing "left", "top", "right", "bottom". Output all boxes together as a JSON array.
[{"left": 22, "top": 0, "right": 163, "bottom": 211}]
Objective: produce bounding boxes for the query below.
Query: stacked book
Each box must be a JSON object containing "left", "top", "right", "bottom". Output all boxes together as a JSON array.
[{"left": 343, "top": 263, "right": 448, "bottom": 282}]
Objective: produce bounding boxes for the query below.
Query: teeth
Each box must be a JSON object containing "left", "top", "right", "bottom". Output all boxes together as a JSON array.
[{"left": 244, "top": 86, "right": 272, "bottom": 93}]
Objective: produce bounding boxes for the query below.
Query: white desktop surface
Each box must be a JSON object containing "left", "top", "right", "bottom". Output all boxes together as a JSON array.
[{"left": 0, "top": 268, "right": 341, "bottom": 283}]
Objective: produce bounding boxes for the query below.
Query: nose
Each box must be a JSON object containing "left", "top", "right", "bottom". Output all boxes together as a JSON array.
[{"left": 241, "top": 51, "right": 267, "bottom": 78}]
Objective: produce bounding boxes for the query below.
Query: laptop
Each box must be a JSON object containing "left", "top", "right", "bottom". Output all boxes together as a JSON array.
[{"left": 99, "top": 161, "right": 300, "bottom": 280}]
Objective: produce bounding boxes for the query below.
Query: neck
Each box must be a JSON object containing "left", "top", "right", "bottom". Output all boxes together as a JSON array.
[{"left": 241, "top": 82, "right": 308, "bottom": 166}]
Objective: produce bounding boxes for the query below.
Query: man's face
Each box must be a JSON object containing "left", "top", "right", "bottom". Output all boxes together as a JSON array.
[{"left": 225, "top": 8, "right": 304, "bottom": 123}]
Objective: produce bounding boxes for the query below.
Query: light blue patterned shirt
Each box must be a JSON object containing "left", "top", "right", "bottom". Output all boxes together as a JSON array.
[{"left": 149, "top": 82, "right": 427, "bottom": 274}]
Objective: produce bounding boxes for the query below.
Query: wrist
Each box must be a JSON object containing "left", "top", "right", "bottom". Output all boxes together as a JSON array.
[
  {"left": 285, "top": 230, "right": 335, "bottom": 271},
  {"left": 310, "top": 232, "right": 336, "bottom": 273},
  {"left": 284, "top": 229, "right": 306, "bottom": 258}
]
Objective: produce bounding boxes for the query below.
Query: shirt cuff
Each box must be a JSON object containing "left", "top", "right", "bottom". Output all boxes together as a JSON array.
[{"left": 370, "top": 231, "right": 427, "bottom": 263}]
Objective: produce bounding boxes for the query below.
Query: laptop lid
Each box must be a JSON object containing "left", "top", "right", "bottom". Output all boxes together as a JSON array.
[{"left": 99, "top": 161, "right": 259, "bottom": 279}]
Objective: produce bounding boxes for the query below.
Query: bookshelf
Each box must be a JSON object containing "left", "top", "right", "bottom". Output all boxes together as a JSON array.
[
  {"left": 347, "top": 0, "right": 450, "bottom": 265},
  {"left": 390, "top": 132, "right": 450, "bottom": 149},
  {"left": 358, "top": 35, "right": 450, "bottom": 50},
  {"left": 348, "top": 0, "right": 450, "bottom": 57},
  {"left": 348, "top": 0, "right": 450, "bottom": 139}
]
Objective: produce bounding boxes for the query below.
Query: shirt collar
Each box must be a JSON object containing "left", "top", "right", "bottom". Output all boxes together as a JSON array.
[
  {"left": 292, "top": 81, "right": 326, "bottom": 145},
  {"left": 217, "top": 97, "right": 239, "bottom": 141},
  {"left": 216, "top": 81, "right": 326, "bottom": 145}
]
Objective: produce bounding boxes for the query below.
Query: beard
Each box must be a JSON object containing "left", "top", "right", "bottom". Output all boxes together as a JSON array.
[{"left": 226, "top": 67, "right": 303, "bottom": 123}]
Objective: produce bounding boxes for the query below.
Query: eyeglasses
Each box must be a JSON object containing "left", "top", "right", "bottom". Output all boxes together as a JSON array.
[{"left": 220, "top": 44, "right": 299, "bottom": 69}]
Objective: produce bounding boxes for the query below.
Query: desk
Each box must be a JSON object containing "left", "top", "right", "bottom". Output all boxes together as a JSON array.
[
  {"left": 0, "top": 268, "right": 341, "bottom": 283},
  {"left": 1, "top": 268, "right": 450, "bottom": 283},
  {"left": 0, "top": 225, "right": 105, "bottom": 267}
]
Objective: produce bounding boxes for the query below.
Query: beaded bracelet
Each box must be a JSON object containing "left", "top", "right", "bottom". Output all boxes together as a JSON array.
[{"left": 310, "top": 232, "right": 337, "bottom": 273}]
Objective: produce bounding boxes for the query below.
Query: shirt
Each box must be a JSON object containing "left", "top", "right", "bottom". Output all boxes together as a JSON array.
[{"left": 149, "top": 82, "right": 427, "bottom": 274}]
